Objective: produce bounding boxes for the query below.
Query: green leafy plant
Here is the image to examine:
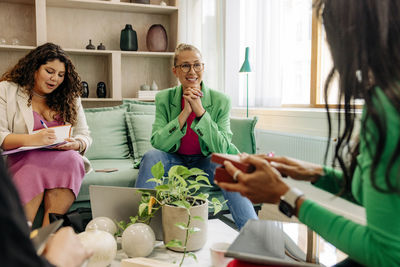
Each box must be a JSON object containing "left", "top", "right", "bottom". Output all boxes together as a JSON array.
[{"left": 118, "top": 161, "right": 226, "bottom": 266}]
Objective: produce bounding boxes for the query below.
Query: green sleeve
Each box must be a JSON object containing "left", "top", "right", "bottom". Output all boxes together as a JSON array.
[
  {"left": 191, "top": 109, "right": 239, "bottom": 155},
  {"left": 299, "top": 194, "right": 400, "bottom": 266}
]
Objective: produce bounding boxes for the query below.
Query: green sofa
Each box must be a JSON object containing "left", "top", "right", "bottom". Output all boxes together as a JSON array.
[{"left": 71, "top": 100, "right": 258, "bottom": 212}]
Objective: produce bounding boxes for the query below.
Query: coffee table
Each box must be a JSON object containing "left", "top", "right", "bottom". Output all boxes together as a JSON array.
[{"left": 111, "top": 219, "right": 239, "bottom": 266}]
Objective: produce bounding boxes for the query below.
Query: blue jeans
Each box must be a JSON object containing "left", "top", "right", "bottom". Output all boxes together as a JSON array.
[{"left": 136, "top": 149, "right": 258, "bottom": 229}]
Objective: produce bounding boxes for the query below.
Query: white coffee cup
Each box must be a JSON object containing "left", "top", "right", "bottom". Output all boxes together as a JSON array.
[{"left": 210, "top": 242, "right": 232, "bottom": 267}]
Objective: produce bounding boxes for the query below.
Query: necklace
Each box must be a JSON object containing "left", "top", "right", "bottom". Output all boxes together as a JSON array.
[{"left": 32, "top": 90, "right": 47, "bottom": 99}]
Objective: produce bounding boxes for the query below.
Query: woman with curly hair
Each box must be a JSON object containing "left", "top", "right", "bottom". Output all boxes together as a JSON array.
[{"left": 0, "top": 42, "right": 92, "bottom": 226}]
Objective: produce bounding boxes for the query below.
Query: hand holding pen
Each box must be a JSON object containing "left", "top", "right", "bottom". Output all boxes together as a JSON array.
[{"left": 33, "top": 120, "right": 56, "bottom": 145}]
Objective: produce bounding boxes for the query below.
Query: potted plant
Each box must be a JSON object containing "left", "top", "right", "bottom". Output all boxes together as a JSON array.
[{"left": 136, "top": 161, "right": 225, "bottom": 266}]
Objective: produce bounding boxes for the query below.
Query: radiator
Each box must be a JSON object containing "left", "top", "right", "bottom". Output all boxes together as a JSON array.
[{"left": 255, "top": 130, "right": 337, "bottom": 165}]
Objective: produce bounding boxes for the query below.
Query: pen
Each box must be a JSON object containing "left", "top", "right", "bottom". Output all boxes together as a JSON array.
[{"left": 40, "top": 120, "right": 48, "bottom": 129}]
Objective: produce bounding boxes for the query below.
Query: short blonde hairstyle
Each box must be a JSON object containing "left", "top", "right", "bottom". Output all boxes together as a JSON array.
[{"left": 173, "top": 43, "right": 202, "bottom": 66}]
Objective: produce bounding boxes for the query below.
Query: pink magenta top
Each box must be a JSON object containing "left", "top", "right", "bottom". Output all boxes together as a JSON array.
[{"left": 177, "top": 97, "right": 202, "bottom": 155}]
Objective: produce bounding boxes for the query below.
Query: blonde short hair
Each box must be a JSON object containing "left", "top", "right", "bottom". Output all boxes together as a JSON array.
[{"left": 173, "top": 43, "right": 202, "bottom": 66}]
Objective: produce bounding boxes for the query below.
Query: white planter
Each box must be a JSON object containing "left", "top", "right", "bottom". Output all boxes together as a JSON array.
[{"left": 162, "top": 200, "right": 208, "bottom": 252}]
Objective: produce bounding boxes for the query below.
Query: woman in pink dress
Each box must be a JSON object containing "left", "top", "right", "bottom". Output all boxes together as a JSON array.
[{"left": 0, "top": 43, "right": 92, "bottom": 226}]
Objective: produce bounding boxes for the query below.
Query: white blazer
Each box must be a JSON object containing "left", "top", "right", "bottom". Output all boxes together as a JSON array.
[{"left": 0, "top": 81, "right": 92, "bottom": 172}]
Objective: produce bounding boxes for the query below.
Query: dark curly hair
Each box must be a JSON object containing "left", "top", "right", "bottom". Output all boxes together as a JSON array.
[
  {"left": 0, "top": 42, "right": 82, "bottom": 126},
  {"left": 315, "top": 0, "right": 400, "bottom": 194}
]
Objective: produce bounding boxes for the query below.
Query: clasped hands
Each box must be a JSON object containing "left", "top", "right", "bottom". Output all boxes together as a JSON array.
[
  {"left": 182, "top": 86, "right": 205, "bottom": 117},
  {"left": 216, "top": 153, "right": 323, "bottom": 204}
]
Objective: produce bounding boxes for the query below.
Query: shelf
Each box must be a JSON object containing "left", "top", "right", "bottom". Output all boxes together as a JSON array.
[
  {"left": 0, "top": 45, "right": 35, "bottom": 51},
  {"left": 121, "top": 51, "right": 174, "bottom": 57},
  {"left": 0, "top": 0, "right": 34, "bottom": 4},
  {"left": 46, "top": 0, "right": 178, "bottom": 14}
]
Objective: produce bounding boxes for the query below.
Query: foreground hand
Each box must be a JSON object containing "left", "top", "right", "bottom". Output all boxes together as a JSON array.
[
  {"left": 33, "top": 129, "right": 57, "bottom": 146},
  {"left": 217, "top": 154, "right": 289, "bottom": 204},
  {"left": 43, "top": 227, "right": 92, "bottom": 267},
  {"left": 54, "top": 138, "right": 80, "bottom": 151},
  {"left": 262, "top": 155, "right": 323, "bottom": 183}
]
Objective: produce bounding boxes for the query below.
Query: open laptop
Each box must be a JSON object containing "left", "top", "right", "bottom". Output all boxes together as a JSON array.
[{"left": 89, "top": 185, "right": 163, "bottom": 240}]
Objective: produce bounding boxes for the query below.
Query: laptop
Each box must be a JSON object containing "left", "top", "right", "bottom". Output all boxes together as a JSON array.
[
  {"left": 225, "top": 219, "right": 321, "bottom": 267},
  {"left": 89, "top": 185, "right": 163, "bottom": 240}
]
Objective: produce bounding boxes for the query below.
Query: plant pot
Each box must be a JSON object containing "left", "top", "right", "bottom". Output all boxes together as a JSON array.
[{"left": 162, "top": 200, "right": 208, "bottom": 252}]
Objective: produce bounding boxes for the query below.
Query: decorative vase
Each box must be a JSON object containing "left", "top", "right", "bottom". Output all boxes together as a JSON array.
[
  {"left": 85, "top": 217, "right": 117, "bottom": 235},
  {"left": 122, "top": 223, "right": 155, "bottom": 257},
  {"left": 146, "top": 24, "right": 168, "bottom": 52},
  {"left": 150, "top": 80, "right": 158, "bottom": 91},
  {"left": 97, "top": 42, "right": 106, "bottom": 50},
  {"left": 140, "top": 84, "right": 150, "bottom": 91},
  {"left": 81, "top": 81, "right": 89, "bottom": 98},
  {"left": 78, "top": 229, "right": 117, "bottom": 267},
  {"left": 86, "top": 39, "right": 95, "bottom": 50},
  {"left": 96, "top": 82, "right": 107, "bottom": 98},
  {"left": 120, "top": 24, "right": 138, "bottom": 51},
  {"left": 131, "top": 0, "right": 150, "bottom": 4},
  {"left": 162, "top": 200, "right": 208, "bottom": 252}
]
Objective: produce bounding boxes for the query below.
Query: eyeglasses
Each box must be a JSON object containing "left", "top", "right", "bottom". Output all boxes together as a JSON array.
[{"left": 175, "top": 63, "right": 204, "bottom": 73}]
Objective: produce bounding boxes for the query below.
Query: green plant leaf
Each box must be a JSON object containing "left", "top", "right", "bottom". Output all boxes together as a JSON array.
[
  {"left": 188, "top": 227, "right": 201, "bottom": 234},
  {"left": 187, "top": 184, "right": 200, "bottom": 191},
  {"left": 192, "top": 216, "right": 204, "bottom": 222},
  {"left": 192, "top": 193, "right": 208, "bottom": 201},
  {"left": 138, "top": 203, "right": 147, "bottom": 216},
  {"left": 151, "top": 161, "right": 165, "bottom": 180},
  {"left": 187, "top": 252, "right": 198, "bottom": 261},
  {"left": 174, "top": 222, "right": 188, "bottom": 230},
  {"left": 155, "top": 184, "right": 169, "bottom": 191},
  {"left": 189, "top": 167, "right": 207, "bottom": 176},
  {"left": 172, "top": 200, "right": 191, "bottom": 209},
  {"left": 195, "top": 175, "right": 211, "bottom": 185},
  {"left": 176, "top": 175, "right": 188, "bottom": 188},
  {"left": 146, "top": 178, "right": 161, "bottom": 184},
  {"left": 165, "top": 239, "right": 183, "bottom": 248}
]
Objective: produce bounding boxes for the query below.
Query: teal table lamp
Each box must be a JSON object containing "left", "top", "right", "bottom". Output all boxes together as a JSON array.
[{"left": 239, "top": 47, "right": 252, "bottom": 117}]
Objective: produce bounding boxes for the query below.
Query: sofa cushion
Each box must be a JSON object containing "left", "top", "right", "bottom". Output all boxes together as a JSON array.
[
  {"left": 128, "top": 103, "right": 155, "bottom": 114},
  {"left": 76, "top": 159, "right": 139, "bottom": 202},
  {"left": 84, "top": 105, "right": 130, "bottom": 160},
  {"left": 230, "top": 116, "right": 258, "bottom": 154},
  {"left": 125, "top": 112, "right": 155, "bottom": 163}
]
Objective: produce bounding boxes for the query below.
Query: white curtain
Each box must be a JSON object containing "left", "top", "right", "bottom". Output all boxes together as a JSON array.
[
  {"left": 178, "top": 0, "right": 225, "bottom": 92},
  {"left": 225, "top": 0, "right": 312, "bottom": 107}
]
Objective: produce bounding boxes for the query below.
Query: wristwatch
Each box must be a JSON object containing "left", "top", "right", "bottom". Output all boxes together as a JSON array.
[{"left": 278, "top": 187, "right": 304, "bottom": 218}]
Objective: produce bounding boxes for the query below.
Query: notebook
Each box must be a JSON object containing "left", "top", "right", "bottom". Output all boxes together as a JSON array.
[
  {"left": 89, "top": 185, "right": 163, "bottom": 240},
  {"left": 225, "top": 219, "right": 321, "bottom": 267},
  {"left": 2, "top": 124, "right": 71, "bottom": 155}
]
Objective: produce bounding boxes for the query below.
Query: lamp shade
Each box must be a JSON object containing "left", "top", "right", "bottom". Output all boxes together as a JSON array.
[{"left": 239, "top": 47, "right": 252, "bottom": 73}]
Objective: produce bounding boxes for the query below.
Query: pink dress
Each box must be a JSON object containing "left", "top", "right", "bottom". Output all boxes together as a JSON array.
[{"left": 7, "top": 111, "right": 85, "bottom": 205}]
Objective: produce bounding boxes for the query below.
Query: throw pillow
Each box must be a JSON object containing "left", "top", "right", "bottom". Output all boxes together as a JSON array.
[
  {"left": 128, "top": 103, "right": 155, "bottom": 114},
  {"left": 125, "top": 112, "right": 155, "bottom": 163},
  {"left": 230, "top": 116, "right": 258, "bottom": 154},
  {"left": 84, "top": 105, "right": 130, "bottom": 160}
]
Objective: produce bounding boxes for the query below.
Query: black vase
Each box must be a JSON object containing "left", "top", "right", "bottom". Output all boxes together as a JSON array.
[
  {"left": 86, "top": 39, "right": 95, "bottom": 50},
  {"left": 81, "top": 81, "right": 89, "bottom": 98},
  {"left": 96, "top": 82, "right": 106, "bottom": 98},
  {"left": 120, "top": 24, "right": 138, "bottom": 51}
]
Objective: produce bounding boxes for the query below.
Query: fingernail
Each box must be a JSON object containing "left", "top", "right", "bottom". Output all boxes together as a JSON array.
[{"left": 267, "top": 152, "right": 275, "bottom": 157}]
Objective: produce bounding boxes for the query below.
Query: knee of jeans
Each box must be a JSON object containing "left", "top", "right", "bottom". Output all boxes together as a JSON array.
[{"left": 141, "top": 149, "right": 165, "bottom": 165}]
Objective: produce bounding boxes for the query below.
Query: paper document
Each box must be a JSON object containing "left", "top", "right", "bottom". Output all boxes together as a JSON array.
[{"left": 2, "top": 124, "right": 72, "bottom": 155}]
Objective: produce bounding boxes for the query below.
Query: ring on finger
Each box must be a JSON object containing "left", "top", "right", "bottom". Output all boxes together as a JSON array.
[{"left": 233, "top": 170, "right": 241, "bottom": 181}]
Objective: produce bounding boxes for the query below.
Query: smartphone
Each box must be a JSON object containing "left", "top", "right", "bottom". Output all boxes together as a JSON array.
[{"left": 211, "top": 153, "right": 255, "bottom": 183}]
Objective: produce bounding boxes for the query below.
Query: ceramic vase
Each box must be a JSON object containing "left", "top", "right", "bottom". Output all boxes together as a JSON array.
[
  {"left": 140, "top": 84, "right": 150, "bottom": 91},
  {"left": 86, "top": 39, "right": 95, "bottom": 50},
  {"left": 122, "top": 223, "right": 155, "bottom": 257},
  {"left": 162, "top": 200, "right": 208, "bottom": 252},
  {"left": 96, "top": 82, "right": 107, "bottom": 98},
  {"left": 97, "top": 43, "right": 106, "bottom": 50},
  {"left": 150, "top": 80, "right": 158, "bottom": 91},
  {"left": 120, "top": 24, "right": 138, "bottom": 51},
  {"left": 81, "top": 81, "right": 89, "bottom": 98},
  {"left": 146, "top": 24, "right": 168, "bottom": 52}
]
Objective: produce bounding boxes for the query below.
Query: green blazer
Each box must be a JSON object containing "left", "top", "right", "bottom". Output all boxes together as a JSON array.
[{"left": 150, "top": 84, "right": 239, "bottom": 156}]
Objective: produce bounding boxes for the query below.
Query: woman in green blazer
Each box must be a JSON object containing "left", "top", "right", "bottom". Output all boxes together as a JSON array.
[{"left": 136, "top": 43, "right": 257, "bottom": 229}]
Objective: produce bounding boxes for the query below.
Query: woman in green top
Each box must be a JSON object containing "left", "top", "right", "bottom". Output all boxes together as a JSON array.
[{"left": 217, "top": 0, "right": 400, "bottom": 266}]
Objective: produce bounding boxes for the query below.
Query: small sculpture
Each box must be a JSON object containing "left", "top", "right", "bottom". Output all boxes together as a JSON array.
[
  {"left": 140, "top": 84, "right": 150, "bottom": 91},
  {"left": 160, "top": 1, "right": 167, "bottom": 6},
  {"left": 150, "top": 80, "right": 158, "bottom": 91},
  {"left": 86, "top": 39, "right": 95, "bottom": 50},
  {"left": 81, "top": 81, "right": 89, "bottom": 98},
  {"left": 97, "top": 43, "right": 106, "bottom": 50},
  {"left": 96, "top": 82, "right": 107, "bottom": 98}
]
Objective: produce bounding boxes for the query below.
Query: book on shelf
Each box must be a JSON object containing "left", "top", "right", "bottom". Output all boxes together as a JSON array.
[
  {"left": 2, "top": 124, "right": 72, "bottom": 155},
  {"left": 137, "top": 90, "right": 159, "bottom": 101}
]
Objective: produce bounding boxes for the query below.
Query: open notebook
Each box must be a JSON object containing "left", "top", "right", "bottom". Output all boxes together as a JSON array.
[{"left": 2, "top": 124, "right": 71, "bottom": 155}]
